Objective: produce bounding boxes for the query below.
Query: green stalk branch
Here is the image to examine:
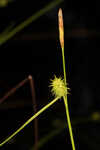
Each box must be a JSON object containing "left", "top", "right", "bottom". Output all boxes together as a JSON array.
[
  {"left": 0, "top": 97, "right": 59, "bottom": 147},
  {"left": 61, "top": 46, "right": 76, "bottom": 150},
  {"left": 62, "top": 47, "right": 67, "bottom": 84},
  {"left": 63, "top": 96, "right": 76, "bottom": 150}
]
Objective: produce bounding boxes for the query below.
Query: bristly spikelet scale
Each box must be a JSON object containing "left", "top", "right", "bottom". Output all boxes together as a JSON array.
[{"left": 50, "top": 76, "right": 69, "bottom": 98}]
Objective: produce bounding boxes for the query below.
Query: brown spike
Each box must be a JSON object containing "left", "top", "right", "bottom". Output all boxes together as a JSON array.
[{"left": 58, "top": 8, "right": 64, "bottom": 48}]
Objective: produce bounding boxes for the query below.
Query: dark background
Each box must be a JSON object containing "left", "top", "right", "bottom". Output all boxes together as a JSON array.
[{"left": 0, "top": 0, "right": 99, "bottom": 150}]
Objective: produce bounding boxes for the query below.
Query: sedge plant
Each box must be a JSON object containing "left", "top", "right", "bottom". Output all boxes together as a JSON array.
[
  {"left": 58, "top": 8, "right": 76, "bottom": 150},
  {"left": 0, "top": 8, "right": 76, "bottom": 150}
]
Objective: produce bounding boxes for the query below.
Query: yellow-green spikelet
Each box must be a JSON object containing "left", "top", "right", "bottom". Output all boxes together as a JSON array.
[{"left": 50, "top": 76, "right": 69, "bottom": 98}]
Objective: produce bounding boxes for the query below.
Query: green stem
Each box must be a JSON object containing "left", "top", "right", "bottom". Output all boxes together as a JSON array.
[
  {"left": 0, "top": 97, "right": 59, "bottom": 147},
  {"left": 63, "top": 96, "right": 76, "bottom": 150},
  {"left": 61, "top": 47, "right": 76, "bottom": 150},
  {"left": 62, "top": 47, "right": 66, "bottom": 84}
]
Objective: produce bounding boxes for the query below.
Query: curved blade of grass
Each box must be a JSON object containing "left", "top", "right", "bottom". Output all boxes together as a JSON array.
[
  {"left": 31, "top": 125, "right": 64, "bottom": 150},
  {"left": 0, "top": 97, "right": 60, "bottom": 147},
  {"left": 0, "top": 0, "right": 63, "bottom": 45},
  {"left": 0, "top": 22, "right": 15, "bottom": 36}
]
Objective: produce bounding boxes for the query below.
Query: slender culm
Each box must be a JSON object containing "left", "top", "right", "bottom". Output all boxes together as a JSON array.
[
  {"left": 0, "top": 97, "right": 59, "bottom": 147},
  {"left": 58, "top": 8, "right": 76, "bottom": 150}
]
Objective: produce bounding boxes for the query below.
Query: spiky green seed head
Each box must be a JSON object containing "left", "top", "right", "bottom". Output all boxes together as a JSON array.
[{"left": 50, "top": 76, "right": 69, "bottom": 98}]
